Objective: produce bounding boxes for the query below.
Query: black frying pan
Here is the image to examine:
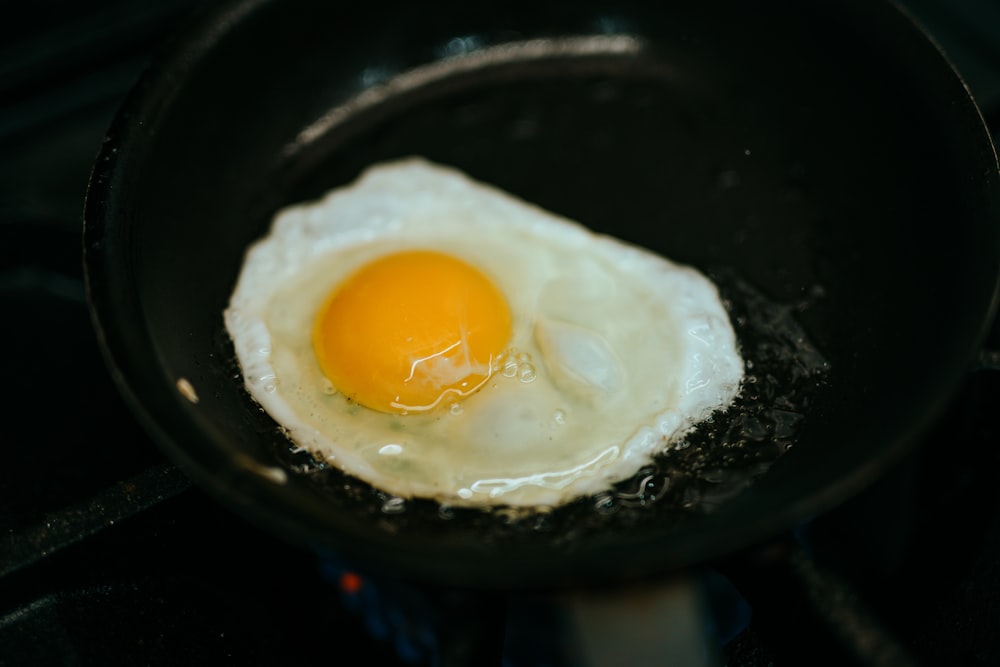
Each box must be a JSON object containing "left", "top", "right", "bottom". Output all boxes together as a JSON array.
[{"left": 83, "top": 0, "right": 1000, "bottom": 592}]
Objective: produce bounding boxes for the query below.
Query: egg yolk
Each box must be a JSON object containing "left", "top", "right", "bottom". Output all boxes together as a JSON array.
[{"left": 312, "top": 250, "right": 512, "bottom": 414}]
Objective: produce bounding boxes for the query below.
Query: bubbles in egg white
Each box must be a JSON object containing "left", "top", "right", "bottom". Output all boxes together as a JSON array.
[{"left": 224, "top": 158, "right": 744, "bottom": 508}]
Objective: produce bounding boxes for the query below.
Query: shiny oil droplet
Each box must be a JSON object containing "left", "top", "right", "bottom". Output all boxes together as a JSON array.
[{"left": 381, "top": 497, "right": 406, "bottom": 514}]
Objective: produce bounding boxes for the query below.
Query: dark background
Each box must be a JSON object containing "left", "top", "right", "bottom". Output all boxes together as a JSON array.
[{"left": 2, "top": 1, "right": 1000, "bottom": 665}]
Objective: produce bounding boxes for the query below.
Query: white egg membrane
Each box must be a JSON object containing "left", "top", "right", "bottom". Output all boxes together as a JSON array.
[{"left": 224, "top": 158, "right": 744, "bottom": 508}]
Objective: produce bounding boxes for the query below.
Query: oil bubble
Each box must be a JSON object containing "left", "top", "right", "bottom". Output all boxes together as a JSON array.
[{"left": 381, "top": 497, "right": 406, "bottom": 514}]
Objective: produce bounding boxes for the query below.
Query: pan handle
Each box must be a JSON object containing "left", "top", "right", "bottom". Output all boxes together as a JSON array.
[{"left": 717, "top": 536, "right": 919, "bottom": 667}]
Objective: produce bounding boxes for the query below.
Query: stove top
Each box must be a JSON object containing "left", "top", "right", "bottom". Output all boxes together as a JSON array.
[{"left": 2, "top": 1, "right": 1000, "bottom": 665}]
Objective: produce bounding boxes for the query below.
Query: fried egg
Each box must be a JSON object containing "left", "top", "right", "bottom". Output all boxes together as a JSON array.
[{"left": 224, "top": 158, "right": 744, "bottom": 508}]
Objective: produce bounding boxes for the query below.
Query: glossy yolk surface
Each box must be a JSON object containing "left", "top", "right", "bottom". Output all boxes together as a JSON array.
[{"left": 312, "top": 250, "right": 512, "bottom": 414}]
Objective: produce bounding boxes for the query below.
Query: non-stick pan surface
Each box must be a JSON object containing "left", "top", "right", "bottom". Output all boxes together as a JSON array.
[{"left": 84, "top": 0, "right": 1000, "bottom": 590}]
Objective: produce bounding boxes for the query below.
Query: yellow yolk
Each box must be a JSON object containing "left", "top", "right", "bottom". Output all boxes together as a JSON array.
[{"left": 312, "top": 250, "right": 513, "bottom": 414}]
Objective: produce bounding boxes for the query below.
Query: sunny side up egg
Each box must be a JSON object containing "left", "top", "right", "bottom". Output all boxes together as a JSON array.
[{"left": 224, "top": 158, "right": 744, "bottom": 508}]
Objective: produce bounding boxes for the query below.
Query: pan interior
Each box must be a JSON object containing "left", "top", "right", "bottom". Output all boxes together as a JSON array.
[{"left": 85, "top": 0, "right": 1000, "bottom": 589}]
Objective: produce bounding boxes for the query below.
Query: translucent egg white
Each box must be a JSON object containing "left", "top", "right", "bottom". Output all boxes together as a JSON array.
[{"left": 224, "top": 158, "right": 744, "bottom": 508}]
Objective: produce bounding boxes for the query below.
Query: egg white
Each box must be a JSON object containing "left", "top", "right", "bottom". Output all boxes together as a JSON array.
[{"left": 224, "top": 157, "right": 744, "bottom": 508}]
